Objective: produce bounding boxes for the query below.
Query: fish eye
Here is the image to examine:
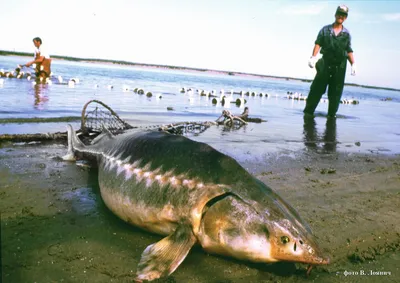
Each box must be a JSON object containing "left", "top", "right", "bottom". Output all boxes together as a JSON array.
[
  {"left": 281, "top": 236, "right": 290, "bottom": 244},
  {"left": 299, "top": 240, "right": 304, "bottom": 245}
]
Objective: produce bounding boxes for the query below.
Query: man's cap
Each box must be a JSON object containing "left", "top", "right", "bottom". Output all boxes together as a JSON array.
[{"left": 336, "top": 5, "right": 349, "bottom": 15}]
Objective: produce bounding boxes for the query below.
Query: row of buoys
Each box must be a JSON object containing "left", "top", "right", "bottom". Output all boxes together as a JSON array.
[
  {"left": 287, "top": 92, "right": 307, "bottom": 101},
  {"left": 133, "top": 87, "right": 159, "bottom": 98},
  {"left": 288, "top": 96, "right": 359, "bottom": 105},
  {"left": 0, "top": 70, "right": 156, "bottom": 98},
  {"left": 286, "top": 91, "right": 359, "bottom": 104},
  {"left": 211, "top": 95, "right": 247, "bottom": 107},
  {"left": 1, "top": 69, "right": 34, "bottom": 80},
  {"left": 340, "top": 98, "right": 359, "bottom": 104},
  {"left": 180, "top": 87, "right": 360, "bottom": 106},
  {"left": 180, "top": 87, "right": 272, "bottom": 98}
]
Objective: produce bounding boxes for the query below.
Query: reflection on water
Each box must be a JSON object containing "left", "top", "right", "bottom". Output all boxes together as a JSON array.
[
  {"left": 31, "top": 84, "right": 49, "bottom": 110},
  {"left": 303, "top": 116, "right": 337, "bottom": 152}
]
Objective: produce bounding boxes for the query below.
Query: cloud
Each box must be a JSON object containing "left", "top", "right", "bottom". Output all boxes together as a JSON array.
[
  {"left": 382, "top": 13, "right": 400, "bottom": 21},
  {"left": 279, "top": 4, "right": 326, "bottom": 16}
]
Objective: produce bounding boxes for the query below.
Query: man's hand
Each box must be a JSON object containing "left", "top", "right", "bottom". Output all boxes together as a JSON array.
[
  {"left": 25, "top": 62, "right": 32, "bottom": 67},
  {"left": 351, "top": 63, "right": 356, "bottom": 76},
  {"left": 308, "top": 56, "right": 317, "bottom": 68}
]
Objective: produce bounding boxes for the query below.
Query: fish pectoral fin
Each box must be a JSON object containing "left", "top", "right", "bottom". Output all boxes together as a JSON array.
[{"left": 135, "top": 223, "right": 196, "bottom": 282}]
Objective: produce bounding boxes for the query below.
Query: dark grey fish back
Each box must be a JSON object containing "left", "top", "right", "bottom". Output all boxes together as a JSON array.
[{"left": 105, "top": 131, "right": 252, "bottom": 185}]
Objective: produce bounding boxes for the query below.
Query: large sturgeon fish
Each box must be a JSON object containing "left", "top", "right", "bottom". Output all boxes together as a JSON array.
[{"left": 63, "top": 125, "right": 329, "bottom": 281}]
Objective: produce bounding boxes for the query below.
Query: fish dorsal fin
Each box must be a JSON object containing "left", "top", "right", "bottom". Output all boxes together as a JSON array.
[
  {"left": 135, "top": 222, "right": 196, "bottom": 282},
  {"left": 101, "top": 124, "right": 115, "bottom": 138},
  {"left": 91, "top": 124, "right": 115, "bottom": 145}
]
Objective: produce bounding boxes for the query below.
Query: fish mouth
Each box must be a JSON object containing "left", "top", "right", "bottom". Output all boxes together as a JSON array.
[
  {"left": 296, "top": 255, "right": 330, "bottom": 265},
  {"left": 273, "top": 253, "right": 330, "bottom": 265},
  {"left": 312, "top": 256, "right": 330, "bottom": 265}
]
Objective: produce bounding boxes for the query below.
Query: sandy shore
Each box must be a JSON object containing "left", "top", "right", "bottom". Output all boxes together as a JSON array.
[{"left": 0, "top": 141, "right": 399, "bottom": 283}]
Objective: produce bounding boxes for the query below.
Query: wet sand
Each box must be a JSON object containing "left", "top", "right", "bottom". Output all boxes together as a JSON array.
[{"left": 0, "top": 142, "right": 399, "bottom": 283}]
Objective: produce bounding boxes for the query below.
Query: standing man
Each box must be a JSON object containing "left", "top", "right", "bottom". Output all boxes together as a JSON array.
[
  {"left": 304, "top": 5, "right": 356, "bottom": 118},
  {"left": 25, "top": 37, "right": 52, "bottom": 80}
]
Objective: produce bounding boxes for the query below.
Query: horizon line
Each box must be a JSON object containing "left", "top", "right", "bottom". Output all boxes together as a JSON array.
[{"left": 1, "top": 49, "right": 399, "bottom": 93}]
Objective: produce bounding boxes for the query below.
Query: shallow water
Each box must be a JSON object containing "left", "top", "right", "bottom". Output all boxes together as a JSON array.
[{"left": 1, "top": 55, "right": 400, "bottom": 162}]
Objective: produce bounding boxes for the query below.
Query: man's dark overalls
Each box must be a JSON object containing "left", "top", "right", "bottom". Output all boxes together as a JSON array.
[{"left": 304, "top": 24, "right": 353, "bottom": 117}]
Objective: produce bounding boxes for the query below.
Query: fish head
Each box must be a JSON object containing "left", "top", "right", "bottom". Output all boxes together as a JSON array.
[
  {"left": 198, "top": 194, "right": 329, "bottom": 266},
  {"left": 198, "top": 194, "right": 277, "bottom": 263},
  {"left": 267, "top": 218, "right": 330, "bottom": 265}
]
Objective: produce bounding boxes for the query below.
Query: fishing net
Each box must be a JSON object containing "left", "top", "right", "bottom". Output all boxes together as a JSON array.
[
  {"left": 0, "top": 99, "right": 256, "bottom": 143},
  {"left": 80, "top": 100, "right": 135, "bottom": 135},
  {"left": 159, "top": 121, "right": 216, "bottom": 135},
  {"left": 80, "top": 100, "right": 216, "bottom": 137}
]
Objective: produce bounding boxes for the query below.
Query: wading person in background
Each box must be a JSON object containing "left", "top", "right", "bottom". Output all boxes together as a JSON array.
[
  {"left": 25, "top": 37, "right": 52, "bottom": 80},
  {"left": 304, "top": 5, "right": 356, "bottom": 118}
]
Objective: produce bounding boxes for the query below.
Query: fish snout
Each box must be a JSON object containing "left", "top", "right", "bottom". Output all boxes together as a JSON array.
[{"left": 302, "top": 241, "right": 330, "bottom": 265}]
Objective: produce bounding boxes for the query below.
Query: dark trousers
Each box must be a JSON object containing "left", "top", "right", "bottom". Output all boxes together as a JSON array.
[{"left": 303, "top": 58, "right": 347, "bottom": 117}]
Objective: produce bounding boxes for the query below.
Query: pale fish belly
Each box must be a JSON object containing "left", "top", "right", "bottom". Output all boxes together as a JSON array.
[{"left": 96, "top": 152, "right": 198, "bottom": 236}]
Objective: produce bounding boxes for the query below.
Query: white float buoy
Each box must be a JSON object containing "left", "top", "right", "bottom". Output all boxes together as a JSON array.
[
  {"left": 107, "top": 85, "right": 113, "bottom": 90},
  {"left": 0, "top": 78, "right": 4, "bottom": 85},
  {"left": 68, "top": 80, "right": 75, "bottom": 88},
  {"left": 57, "top": 75, "right": 63, "bottom": 83}
]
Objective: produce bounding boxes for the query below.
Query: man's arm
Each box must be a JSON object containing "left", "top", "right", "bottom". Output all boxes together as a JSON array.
[
  {"left": 347, "top": 52, "right": 355, "bottom": 65},
  {"left": 25, "top": 54, "right": 45, "bottom": 67},
  {"left": 311, "top": 44, "right": 321, "bottom": 57}
]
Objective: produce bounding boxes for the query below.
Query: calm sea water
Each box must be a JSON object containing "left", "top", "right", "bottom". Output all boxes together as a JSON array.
[{"left": 1, "top": 55, "right": 399, "bottom": 168}]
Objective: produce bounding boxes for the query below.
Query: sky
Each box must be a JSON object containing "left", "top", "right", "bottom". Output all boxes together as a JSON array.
[{"left": 1, "top": 0, "right": 400, "bottom": 89}]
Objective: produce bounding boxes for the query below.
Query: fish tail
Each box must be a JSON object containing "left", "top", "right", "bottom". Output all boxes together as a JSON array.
[{"left": 62, "top": 124, "right": 86, "bottom": 161}]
